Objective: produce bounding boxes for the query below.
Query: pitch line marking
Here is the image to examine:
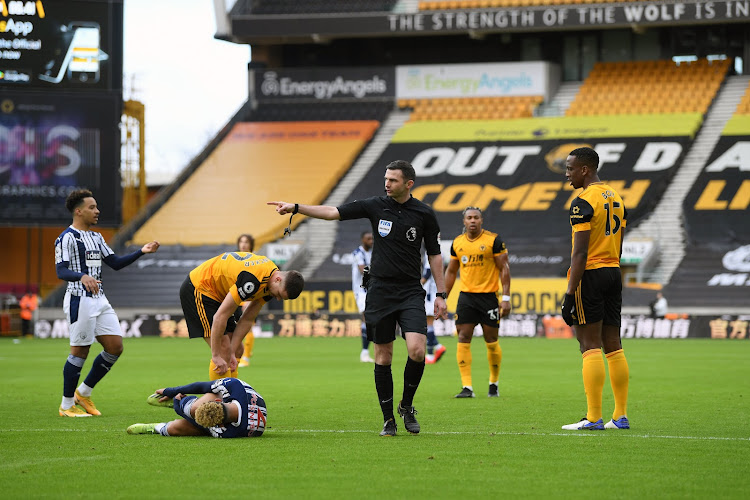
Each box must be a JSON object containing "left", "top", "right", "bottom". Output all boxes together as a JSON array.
[
  {"left": 4, "top": 428, "right": 749, "bottom": 442},
  {"left": 278, "top": 429, "right": 750, "bottom": 441}
]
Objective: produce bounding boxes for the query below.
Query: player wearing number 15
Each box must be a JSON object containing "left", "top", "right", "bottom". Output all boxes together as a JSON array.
[
  {"left": 181, "top": 252, "right": 304, "bottom": 380},
  {"left": 560, "top": 147, "right": 631, "bottom": 431}
]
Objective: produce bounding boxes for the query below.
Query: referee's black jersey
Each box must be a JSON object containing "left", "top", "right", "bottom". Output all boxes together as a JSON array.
[{"left": 338, "top": 195, "right": 441, "bottom": 281}]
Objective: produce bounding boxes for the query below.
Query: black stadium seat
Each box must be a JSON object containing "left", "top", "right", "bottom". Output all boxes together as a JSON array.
[
  {"left": 250, "top": 101, "right": 392, "bottom": 122},
  {"left": 244, "top": 0, "right": 398, "bottom": 15}
]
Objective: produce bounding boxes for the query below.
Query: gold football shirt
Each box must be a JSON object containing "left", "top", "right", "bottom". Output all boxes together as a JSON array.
[
  {"left": 450, "top": 230, "right": 507, "bottom": 293},
  {"left": 569, "top": 183, "right": 628, "bottom": 269},
  {"left": 189, "top": 252, "right": 278, "bottom": 304}
]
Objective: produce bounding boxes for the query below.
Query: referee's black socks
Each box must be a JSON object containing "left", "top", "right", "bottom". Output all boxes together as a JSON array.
[
  {"left": 374, "top": 363, "right": 394, "bottom": 421},
  {"left": 402, "top": 357, "right": 425, "bottom": 408}
]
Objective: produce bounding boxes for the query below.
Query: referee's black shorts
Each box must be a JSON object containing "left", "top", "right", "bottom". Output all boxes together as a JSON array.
[
  {"left": 364, "top": 277, "right": 427, "bottom": 344},
  {"left": 179, "top": 276, "right": 237, "bottom": 339},
  {"left": 572, "top": 267, "right": 622, "bottom": 327}
]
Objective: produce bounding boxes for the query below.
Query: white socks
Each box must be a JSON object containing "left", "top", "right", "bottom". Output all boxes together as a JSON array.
[{"left": 76, "top": 383, "right": 93, "bottom": 397}]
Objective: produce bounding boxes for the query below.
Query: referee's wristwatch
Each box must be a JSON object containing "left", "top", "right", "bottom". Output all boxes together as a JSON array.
[{"left": 436, "top": 292, "right": 448, "bottom": 299}]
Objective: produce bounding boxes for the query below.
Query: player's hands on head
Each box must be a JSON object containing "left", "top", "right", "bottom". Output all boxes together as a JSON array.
[
  {"left": 81, "top": 275, "right": 100, "bottom": 294},
  {"left": 142, "top": 241, "right": 160, "bottom": 254}
]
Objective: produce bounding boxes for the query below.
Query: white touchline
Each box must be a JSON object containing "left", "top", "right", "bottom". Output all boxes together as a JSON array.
[
  {"left": 5, "top": 429, "right": 749, "bottom": 442},
  {"left": 264, "top": 429, "right": 750, "bottom": 442}
]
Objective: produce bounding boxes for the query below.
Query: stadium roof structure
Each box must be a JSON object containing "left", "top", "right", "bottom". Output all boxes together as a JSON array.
[{"left": 218, "top": 0, "right": 750, "bottom": 45}]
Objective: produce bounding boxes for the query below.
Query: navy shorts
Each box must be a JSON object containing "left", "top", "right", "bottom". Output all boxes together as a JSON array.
[{"left": 364, "top": 277, "right": 427, "bottom": 344}]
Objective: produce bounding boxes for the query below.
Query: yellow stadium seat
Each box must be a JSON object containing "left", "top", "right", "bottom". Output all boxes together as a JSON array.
[{"left": 133, "top": 121, "right": 379, "bottom": 246}]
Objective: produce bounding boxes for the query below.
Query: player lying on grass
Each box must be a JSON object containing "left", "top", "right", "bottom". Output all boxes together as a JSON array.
[{"left": 127, "top": 377, "right": 266, "bottom": 438}]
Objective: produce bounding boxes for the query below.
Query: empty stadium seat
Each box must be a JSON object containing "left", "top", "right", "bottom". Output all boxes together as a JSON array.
[
  {"left": 399, "top": 95, "right": 544, "bottom": 121},
  {"left": 734, "top": 81, "right": 750, "bottom": 115},
  {"left": 244, "top": 0, "right": 398, "bottom": 15},
  {"left": 566, "top": 58, "right": 731, "bottom": 117},
  {"left": 252, "top": 101, "right": 392, "bottom": 122},
  {"left": 132, "top": 121, "right": 380, "bottom": 248},
  {"left": 419, "top": 0, "right": 659, "bottom": 10}
]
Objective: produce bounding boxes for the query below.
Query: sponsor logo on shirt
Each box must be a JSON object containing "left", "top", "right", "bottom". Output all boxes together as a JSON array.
[{"left": 85, "top": 250, "right": 101, "bottom": 268}]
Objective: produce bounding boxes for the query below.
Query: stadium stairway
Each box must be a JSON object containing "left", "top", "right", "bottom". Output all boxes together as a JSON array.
[
  {"left": 536, "top": 82, "right": 581, "bottom": 117},
  {"left": 289, "top": 111, "right": 411, "bottom": 278},
  {"left": 626, "top": 75, "right": 750, "bottom": 284}
]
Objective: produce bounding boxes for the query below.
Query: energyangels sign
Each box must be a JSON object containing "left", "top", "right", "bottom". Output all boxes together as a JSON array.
[
  {"left": 253, "top": 62, "right": 551, "bottom": 101},
  {"left": 254, "top": 67, "right": 394, "bottom": 101},
  {"left": 395, "top": 61, "right": 551, "bottom": 100},
  {"left": 231, "top": 1, "right": 750, "bottom": 40}
]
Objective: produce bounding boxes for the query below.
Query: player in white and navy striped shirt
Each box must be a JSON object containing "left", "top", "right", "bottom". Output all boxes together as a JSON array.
[
  {"left": 55, "top": 189, "right": 160, "bottom": 418},
  {"left": 352, "top": 231, "right": 374, "bottom": 363}
]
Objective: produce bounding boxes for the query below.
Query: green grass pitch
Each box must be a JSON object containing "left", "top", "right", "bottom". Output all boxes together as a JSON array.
[{"left": 1, "top": 336, "right": 748, "bottom": 499}]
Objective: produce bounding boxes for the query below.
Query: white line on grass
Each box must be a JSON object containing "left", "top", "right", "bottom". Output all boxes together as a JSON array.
[
  {"left": 5, "top": 428, "right": 748, "bottom": 442},
  {"left": 278, "top": 429, "right": 750, "bottom": 441}
]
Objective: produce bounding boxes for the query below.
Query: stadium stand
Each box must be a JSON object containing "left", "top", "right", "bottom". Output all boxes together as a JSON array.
[
  {"left": 735, "top": 81, "right": 750, "bottom": 114},
  {"left": 20, "top": 0, "right": 750, "bottom": 316},
  {"left": 662, "top": 87, "right": 750, "bottom": 308},
  {"left": 398, "top": 96, "right": 544, "bottom": 121},
  {"left": 100, "top": 244, "right": 229, "bottom": 309},
  {"left": 83, "top": 98, "right": 390, "bottom": 309},
  {"left": 233, "top": 0, "right": 398, "bottom": 15},
  {"left": 419, "top": 0, "right": 662, "bottom": 9},
  {"left": 664, "top": 246, "right": 749, "bottom": 309},
  {"left": 622, "top": 74, "right": 749, "bottom": 292},
  {"left": 252, "top": 101, "right": 392, "bottom": 122},
  {"left": 567, "top": 58, "right": 730, "bottom": 116},
  {"left": 131, "top": 120, "right": 380, "bottom": 248}
]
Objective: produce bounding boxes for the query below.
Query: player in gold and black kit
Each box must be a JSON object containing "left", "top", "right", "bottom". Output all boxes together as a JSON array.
[
  {"left": 560, "top": 147, "right": 630, "bottom": 431},
  {"left": 445, "top": 207, "right": 511, "bottom": 399},
  {"left": 180, "top": 252, "right": 304, "bottom": 380}
]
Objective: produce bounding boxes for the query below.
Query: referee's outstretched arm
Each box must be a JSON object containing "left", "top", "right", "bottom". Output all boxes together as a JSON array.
[{"left": 267, "top": 201, "right": 340, "bottom": 220}]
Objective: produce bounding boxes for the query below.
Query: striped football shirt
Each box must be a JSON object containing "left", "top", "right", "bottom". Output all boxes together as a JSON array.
[{"left": 55, "top": 226, "right": 114, "bottom": 297}]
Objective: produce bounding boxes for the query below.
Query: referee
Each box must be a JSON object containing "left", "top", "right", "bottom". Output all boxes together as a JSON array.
[{"left": 269, "top": 160, "right": 448, "bottom": 437}]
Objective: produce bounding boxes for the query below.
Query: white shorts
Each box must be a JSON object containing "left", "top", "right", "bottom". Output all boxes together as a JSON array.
[
  {"left": 354, "top": 289, "right": 367, "bottom": 314},
  {"left": 63, "top": 293, "right": 122, "bottom": 346},
  {"left": 423, "top": 279, "right": 437, "bottom": 317},
  {"left": 425, "top": 296, "right": 435, "bottom": 317}
]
